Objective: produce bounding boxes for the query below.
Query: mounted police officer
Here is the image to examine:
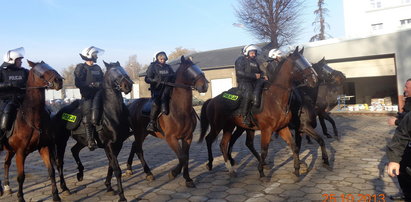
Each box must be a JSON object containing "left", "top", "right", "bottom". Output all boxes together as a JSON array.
[
  {"left": 145, "top": 51, "right": 175, "bottom": 132},
  {"left": 74, "top": 46, "right": 104, "bottom": 151},
  {"left": 0, "top": 47, "right": 29, "bottom": 150},
  {"left": 235, "top": 44, "right": 267, "bottom": 127}
]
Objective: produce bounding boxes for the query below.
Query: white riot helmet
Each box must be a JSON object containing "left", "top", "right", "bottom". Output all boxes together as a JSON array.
[
  {"left": 242, "top": 44, "right": 261, "bottom": 56},
  {"left": 268, "top": 49, "right": 283, "bottom": 59},
  {"left": 80, "top": 46, "right": 104, "bottom": 62},
  {"left": 3, "top": 47, "right": 25, "bottom": 65},
  {"left": 153, "top": 51, "right": 168, "bottom": 62}
]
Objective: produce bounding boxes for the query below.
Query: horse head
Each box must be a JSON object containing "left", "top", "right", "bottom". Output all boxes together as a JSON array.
[
  {"left": 288, "top": 46, "right": 318, "bottom": 87},
  {"left": 175, "top": 56, "right": 209, "bottom": 93},
  {"left": 103, "top": 61, "right": 134, "bottom": 94},
  {"left": 27, "top": 60, "right": 63, "bottom": 90},
  {"left": 313, "top": 57, "right": 346, "bottom": 85}
]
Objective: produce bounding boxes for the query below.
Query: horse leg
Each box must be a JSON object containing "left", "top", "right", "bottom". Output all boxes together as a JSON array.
[
  {"left": 181, "top": 137, "right": 195, "bottom": 188},
  {"left": 278, "top": 127, "right": 301, "bottom": 177},
  {"left": 220, "top": 130, "right": 236, "bottom": 177},
  {"left": 227, "top": 127, "right": 245, "bottom": 166},
  {"left": 204, "top": 128, "right": 219, "bottom": 171},
  {"left": 323, "top": 113, "right": 339, "bottom": 140},
  {"left": 165, "top": 136, "right": 184, "bottom": 179},
  {"left": 103, "top": 143, "right": 126, "bottom": 202},
  {"left": 3, "top": 151, "right": 15, "bottom": 195},
  {"left": 294, "top": 129, "right": 309, "bottom": 175},
  {"left": 125, "top": 141, "right": 136, "bottom": 176},
  {"left": 55, "top": 137, "right": 70, "bottom": 195},
  {"left": 318, "top": 114, "right": 332, "bottom": 138},
  {"left": 39, "top": 146, "right": 61, "bottom": 201},
  {"left": 134, "top": 137, "right": 154, "bottom": 181},
  {"left": 259, "top": 130, "right": 273, "bottom": 179},
  {"left": 15, "top": 152, "right": 26, "bottom": 202},
  {"left": 71, "top": 142, "right": 86, "bottom": 181},
  {"left": 244, "top": 130, "right": 265, "bottom": 169},
  {"left": 305, "top": 127, "right": 332, "bottom": 170}
]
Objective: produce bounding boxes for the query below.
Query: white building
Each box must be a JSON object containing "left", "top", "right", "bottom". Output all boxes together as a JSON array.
[{"left": 344, "top": 0, "right": 411, "bottom": 38}]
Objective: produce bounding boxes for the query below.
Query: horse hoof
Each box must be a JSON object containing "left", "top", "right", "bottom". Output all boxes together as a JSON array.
[
  {"left": 300, "top": 162, "right": 308, "bottom": 175},
  {"left": 259, "top": 176, "right": 270, "bottom": 182},
  {"left": 205, "top": 163, "right": 212, "bottom": 171},
  {"left": 76, "top": 173, "right": 83, "bottom": 181},
  {"left": 146, "top": 174, "right": 155, "bottom": 181},
  {"left": 53, "top": 196, "right": 62, "bottom": 202},
  {"left": 62, "top": 190, "right": 71, "bottom": 196},
  {"left": 229, "top": 171, "right": 237, "bottom": 178},
  {"left": 323, "top": 163, "right": 333, "bottom": 171},
  {"left": 118, "top": 198, "right": 127, "bottom": 202},
  {"left": 185, "top": 181, "right": 195, "bottom": 188},
  {"left": 125, "top": 170, "right": 133, "bottom": 177},
  {"left": 18, "top": 197, "right": 26, "bottom": 202},
  {"left": 168, "top": 171, "right": 176, "bottom": 180},
  {"left": 4, "top": 189, "right": 12, "bottom": 195},
  {"left": 229, "top": 159, "right": 237, "bottom": 166},
  {"left": 294, "top": 171, "right": 300, "bottom": 177}
]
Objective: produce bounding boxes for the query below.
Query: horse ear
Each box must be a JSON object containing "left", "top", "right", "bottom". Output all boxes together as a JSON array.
[
  {"left": 299, "top": 47, "right": 304, "bottom": 54},
  {"left": 41, "top": 60, "right": 45, "bottom": 64},
  {"left": 103, "top": 60, "right": 109, "bottom": 68},
  {"left": 321, "top": 57, "right": 325, "bottom": 63},
  {"left": 27, "top": 60, "right": 35, "bottom": 68},
  {"left": 116, "top": 61, "right": 120, "bottom": 66},
  {"left": 293, "top": 46, "right": 299, "bottom": 54},
  {"left": 181, "top": 55, "right": 186, "bottom": 62}
]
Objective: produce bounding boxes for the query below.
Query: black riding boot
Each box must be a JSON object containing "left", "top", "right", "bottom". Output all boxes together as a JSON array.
[
  {"left": 85, "top": 123, "right": 97, "bottom": 151},
  {"left": 147, "top": 104, "right": 160, "bottom": 132},
  {"left": 239, "top": 95, "right": 253, "bottom": 127},
  {"left": 161, "top": 86, "right": 172, "bottom": 115},
  {"left": 252, "top": 79, "right": 266, "bottom": 108}
]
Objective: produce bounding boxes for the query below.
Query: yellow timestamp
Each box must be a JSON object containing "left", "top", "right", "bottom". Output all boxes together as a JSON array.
[{"left": 322, "top": 193, "right": 386, "bottom": 202}]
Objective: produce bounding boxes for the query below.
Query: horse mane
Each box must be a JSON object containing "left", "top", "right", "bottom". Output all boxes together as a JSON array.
[{"left": 266, "top": 58, "right": 286, "bottom": 82}]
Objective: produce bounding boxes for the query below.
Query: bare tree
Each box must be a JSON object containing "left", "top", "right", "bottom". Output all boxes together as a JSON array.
[
  {"left": 310, "top": 0, "right": 331, "bottom": 42},
  {"left": 235, "top": 0, "right": 303, "bottom": 49},
  {"left": 62, "top": 64, "right": 76, "bottom": 86},
  {"left": 124, "top": 55, "right": 143, "bottom": 81},
  {"left": 168, "top": 47, "right": 196, "bottom": 61}
]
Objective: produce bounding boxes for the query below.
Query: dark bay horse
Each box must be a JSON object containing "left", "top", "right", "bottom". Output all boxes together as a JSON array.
[
  {"left": 50, "top": 61, "right": 132, "bottom": 202},
  {"left": 1, "top": 60, "right": 63, "bottom": 202},
  {"left": 199, "top": 47, "right": 318, "bottom": 179},
  {"left": 313, "top": 58, "right": 346, "bottom": 139},
  {"left": 288, "top": 59, "right": 341, "bottom": 171},
  {"left": 127, "top": 56, "right": 208, "bottom": 187}
]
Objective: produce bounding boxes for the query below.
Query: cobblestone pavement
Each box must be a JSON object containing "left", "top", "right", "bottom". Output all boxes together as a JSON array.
[{"left": 0, "top": 114, "right": 401, "bottom": 201}]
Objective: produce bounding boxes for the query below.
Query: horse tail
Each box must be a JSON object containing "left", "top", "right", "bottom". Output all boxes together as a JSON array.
[{"left": 199, "top": 99, "right": 211, "bottom": 143}]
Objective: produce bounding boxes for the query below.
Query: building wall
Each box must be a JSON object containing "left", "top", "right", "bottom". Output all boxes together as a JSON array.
[{"left": 344, "top": 0, "right": 411, "bottom": 38}]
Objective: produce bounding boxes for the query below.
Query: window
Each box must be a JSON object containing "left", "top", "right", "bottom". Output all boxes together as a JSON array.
[
  {"left": 400, "top": 19, "right": 411, "bottom": 26},
  {"left": 371, "top": 23, "right": 383, "bottom": 31},
  {"left": 370, "top": 0, "right": 382, "bottom": 8}
]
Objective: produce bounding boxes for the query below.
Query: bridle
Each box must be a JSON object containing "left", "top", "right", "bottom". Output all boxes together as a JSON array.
[
  {"left": 27, "top": 63, "right": 62, "bottom": 89},
  {"left": 108, "top": 67, "right": 133, "bottom": 91}
]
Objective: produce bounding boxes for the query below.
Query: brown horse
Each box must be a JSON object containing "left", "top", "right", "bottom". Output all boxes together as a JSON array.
[
  {"left": 127, "top": 56, "right": 208, "bottom": 187},
  {"left": 1, "top": 60, "right": 63, "bottom": 202},
  {"left": 199, "top": 47, "right": 318, "bottom": 179}
]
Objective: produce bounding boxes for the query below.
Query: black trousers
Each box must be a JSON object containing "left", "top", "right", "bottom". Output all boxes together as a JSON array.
[{"left": 399, "top": 145, "right": 411, "bottom": 200}]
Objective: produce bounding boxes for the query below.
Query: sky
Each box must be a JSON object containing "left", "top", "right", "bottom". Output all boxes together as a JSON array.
[{"left": 0, "top": 0, "right": 345, "bottom": 72}]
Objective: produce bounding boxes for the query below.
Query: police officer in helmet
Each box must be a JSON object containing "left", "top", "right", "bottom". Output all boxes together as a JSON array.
[
  {"left": 145, "top": 51, "right": 175, "bottom": 132},
  {"left": 0, "top": 47, "right": 29, "bottom": 150},
  {"left": 74, "top": 46, "right": 104, "bottom": 151},
  {"left": 235, "top": 44, "right": 267, "bottom": 127}
]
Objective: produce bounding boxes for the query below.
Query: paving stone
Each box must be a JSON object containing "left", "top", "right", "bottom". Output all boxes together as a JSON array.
[{"left": 0, "top": 115, "right": 399, "bottom": 201}]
